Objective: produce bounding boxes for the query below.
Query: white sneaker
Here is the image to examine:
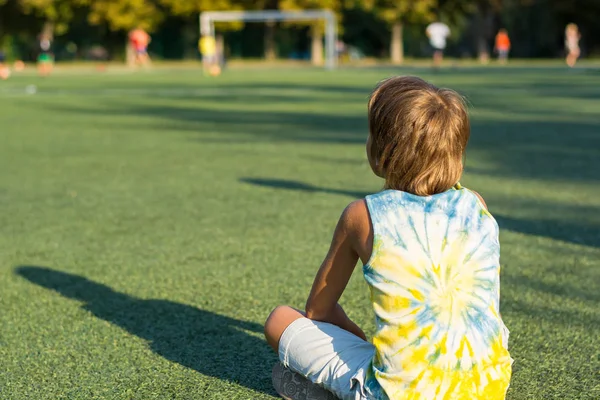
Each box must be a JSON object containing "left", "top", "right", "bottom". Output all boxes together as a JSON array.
[{"left": 271, "top": 362, "right": 338, "bottom": 400}]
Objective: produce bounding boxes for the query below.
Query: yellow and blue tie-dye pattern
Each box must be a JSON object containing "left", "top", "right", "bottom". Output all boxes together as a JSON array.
[{"left": 363, "top": 187, "right": 512, "bottom": 399}]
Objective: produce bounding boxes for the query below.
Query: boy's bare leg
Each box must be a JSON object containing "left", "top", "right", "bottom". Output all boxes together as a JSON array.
[
  {"left": 433, "top": 50, "right": 443, "bottom": 68},
  {"left": 264, "top": 305, "right": 305, "bottom": 351},
  {"left": 265, "top": 307, "right": 339, "bottom": 399}
]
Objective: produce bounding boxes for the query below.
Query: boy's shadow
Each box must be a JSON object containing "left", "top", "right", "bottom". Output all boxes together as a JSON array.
[
  {"left": 240, "top": 177, "right": 369, "bottom": 199},
  {"left": 15, "top": 266, "right": 276, "bottom": 395}
]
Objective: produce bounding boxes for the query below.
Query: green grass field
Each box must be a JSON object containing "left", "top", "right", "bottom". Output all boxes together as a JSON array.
[{"left": 1, "top": 65, "right": 599, "bottom": 399}]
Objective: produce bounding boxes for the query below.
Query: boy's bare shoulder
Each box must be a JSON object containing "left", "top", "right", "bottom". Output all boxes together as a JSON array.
[
  {"left": 340, "top": 199, "right": 369, "bottom": 229},
  {"left": 468, "top": 189, "right": 488, "bottom": 210},
  {"left": 340, "top": 199, "right": 372, "bottom": 263}
]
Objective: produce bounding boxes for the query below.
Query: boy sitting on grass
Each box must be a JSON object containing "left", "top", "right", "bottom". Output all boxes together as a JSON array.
[{"left": 264, "top": 76, "right": 513, "bottom": 400}]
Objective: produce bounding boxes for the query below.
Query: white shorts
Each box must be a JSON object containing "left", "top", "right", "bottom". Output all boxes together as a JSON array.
[{"left": 278, "top": 318, "right": 376, "bottom": 400}]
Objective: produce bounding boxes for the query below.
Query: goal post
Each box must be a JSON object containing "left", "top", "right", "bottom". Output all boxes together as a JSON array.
[{"left": 199, "top": 10, "right": 338, "bottom": 69}]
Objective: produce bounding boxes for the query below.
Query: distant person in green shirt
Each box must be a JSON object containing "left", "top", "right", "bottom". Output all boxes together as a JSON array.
[{"left": 37, "top": 33, "right": 54, "bottom": 77}]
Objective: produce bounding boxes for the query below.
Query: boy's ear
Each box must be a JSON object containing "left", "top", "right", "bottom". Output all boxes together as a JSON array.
[
  {"left": 370, "top": 144, "right": 385, "bottom": 178},
  {"left": 374, "top": 159, "right": 385, "bottom": 178}
]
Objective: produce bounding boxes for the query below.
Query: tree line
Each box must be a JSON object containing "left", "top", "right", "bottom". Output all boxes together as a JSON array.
[{"left": 0, "top": 0, "right": 598, "bottom": 63}]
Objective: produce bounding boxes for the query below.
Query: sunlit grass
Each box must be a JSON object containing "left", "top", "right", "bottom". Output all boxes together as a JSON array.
[{"left": 1, "top": 66, "right": 599, "bottom": 399}]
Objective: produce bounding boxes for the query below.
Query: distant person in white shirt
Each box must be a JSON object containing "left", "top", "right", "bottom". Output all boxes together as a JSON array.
[
  {"left": 565, "top": 23, "right": 581, "bottom": 68},
  {"left": 426, "top": 22, "right": 451, "bottom": 68}
]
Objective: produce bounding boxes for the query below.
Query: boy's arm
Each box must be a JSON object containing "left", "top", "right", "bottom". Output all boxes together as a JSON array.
[{"left": 305, "top": 200, "right": 367, "bottom": 340}]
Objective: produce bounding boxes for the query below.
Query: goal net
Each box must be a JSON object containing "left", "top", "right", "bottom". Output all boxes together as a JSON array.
[{"left": 199, "top": 10, "right": 338, "bottom": 69}]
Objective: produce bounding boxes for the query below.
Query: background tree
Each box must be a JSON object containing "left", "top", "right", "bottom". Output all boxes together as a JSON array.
[
  {"left": 356, "top": 0, "right": 436, "bottom": 64},
  {"left": 161, "top": 0, "right": 247, "bottom": 61},
  {"left": 2, "top": 0, "right": 600, "bottom": 62},
  {"left": 84, "top": 0, "right": 163, "bottom": 33},
  {"left": 473, "top": 0, "right": 502, "bottom": 62},
  {"left": 160, "top": 0, "right": 246, "bottom": 32},
  {"left": 17, "top": 0, "right": 85, "bottom": 36},
  {"left": 76, "top": 0, "right": 163, "bottom": 64},
  {"left": 279, "top": 0, "right": 341, "bottom": 65},
  {"left": 234, "top": 0, "right": 280, "bottom": 60}
]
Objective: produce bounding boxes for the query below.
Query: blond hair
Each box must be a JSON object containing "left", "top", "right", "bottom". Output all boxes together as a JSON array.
[{"left": 368, "top": 76, "right": 470, "bottom": 196}]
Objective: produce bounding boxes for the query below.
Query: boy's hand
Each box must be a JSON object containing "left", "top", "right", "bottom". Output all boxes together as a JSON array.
[
  {"left": 329, "top": 303, "right": 367, "bottom": 341},
  {"left": 306, "top": 303, "right": 367, "bottom": 341}
]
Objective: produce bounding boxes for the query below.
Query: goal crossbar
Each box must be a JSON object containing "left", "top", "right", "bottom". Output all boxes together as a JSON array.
[{"left": 200, "top": 10, "right": 338, "bottom": 69}]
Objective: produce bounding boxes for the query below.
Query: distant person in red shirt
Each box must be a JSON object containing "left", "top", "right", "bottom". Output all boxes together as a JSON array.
[
  {"left": 128, "top": 28, "right": 151, "bottom": 67},
  {"left": 494, "top": 29, "right": 511, "bottom": 64}
]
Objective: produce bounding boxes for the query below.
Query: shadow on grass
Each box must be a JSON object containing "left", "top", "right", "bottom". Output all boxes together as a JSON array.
[
  {"left": 15, "top": 266, "right": 276, "bottom": 396},
  {"left": 503, "top": 273, "right": 600, "bottom": 304},
  {"left": 240, "top": 177, "right": 368, "bottom": 199},
  {"left": 240, "top": 177, "right": 600, "bottom": 248},
  {"left": 34, "top": 82, "right": 600, "bottom": 183}
]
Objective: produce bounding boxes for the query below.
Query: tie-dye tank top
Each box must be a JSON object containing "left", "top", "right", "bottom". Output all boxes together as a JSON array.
[{"left": 362, "top": 186, "right": 512, "bottom": 400}]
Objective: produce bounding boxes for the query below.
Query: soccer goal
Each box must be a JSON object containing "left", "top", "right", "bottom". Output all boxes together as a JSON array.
[{"left": 199, "top": 9, "right": 338, "bottom": 69}]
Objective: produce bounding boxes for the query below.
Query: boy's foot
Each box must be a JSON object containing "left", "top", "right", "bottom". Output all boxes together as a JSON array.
[{"left": 272, "top": 363, "right": 338, "bottom": 400}]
